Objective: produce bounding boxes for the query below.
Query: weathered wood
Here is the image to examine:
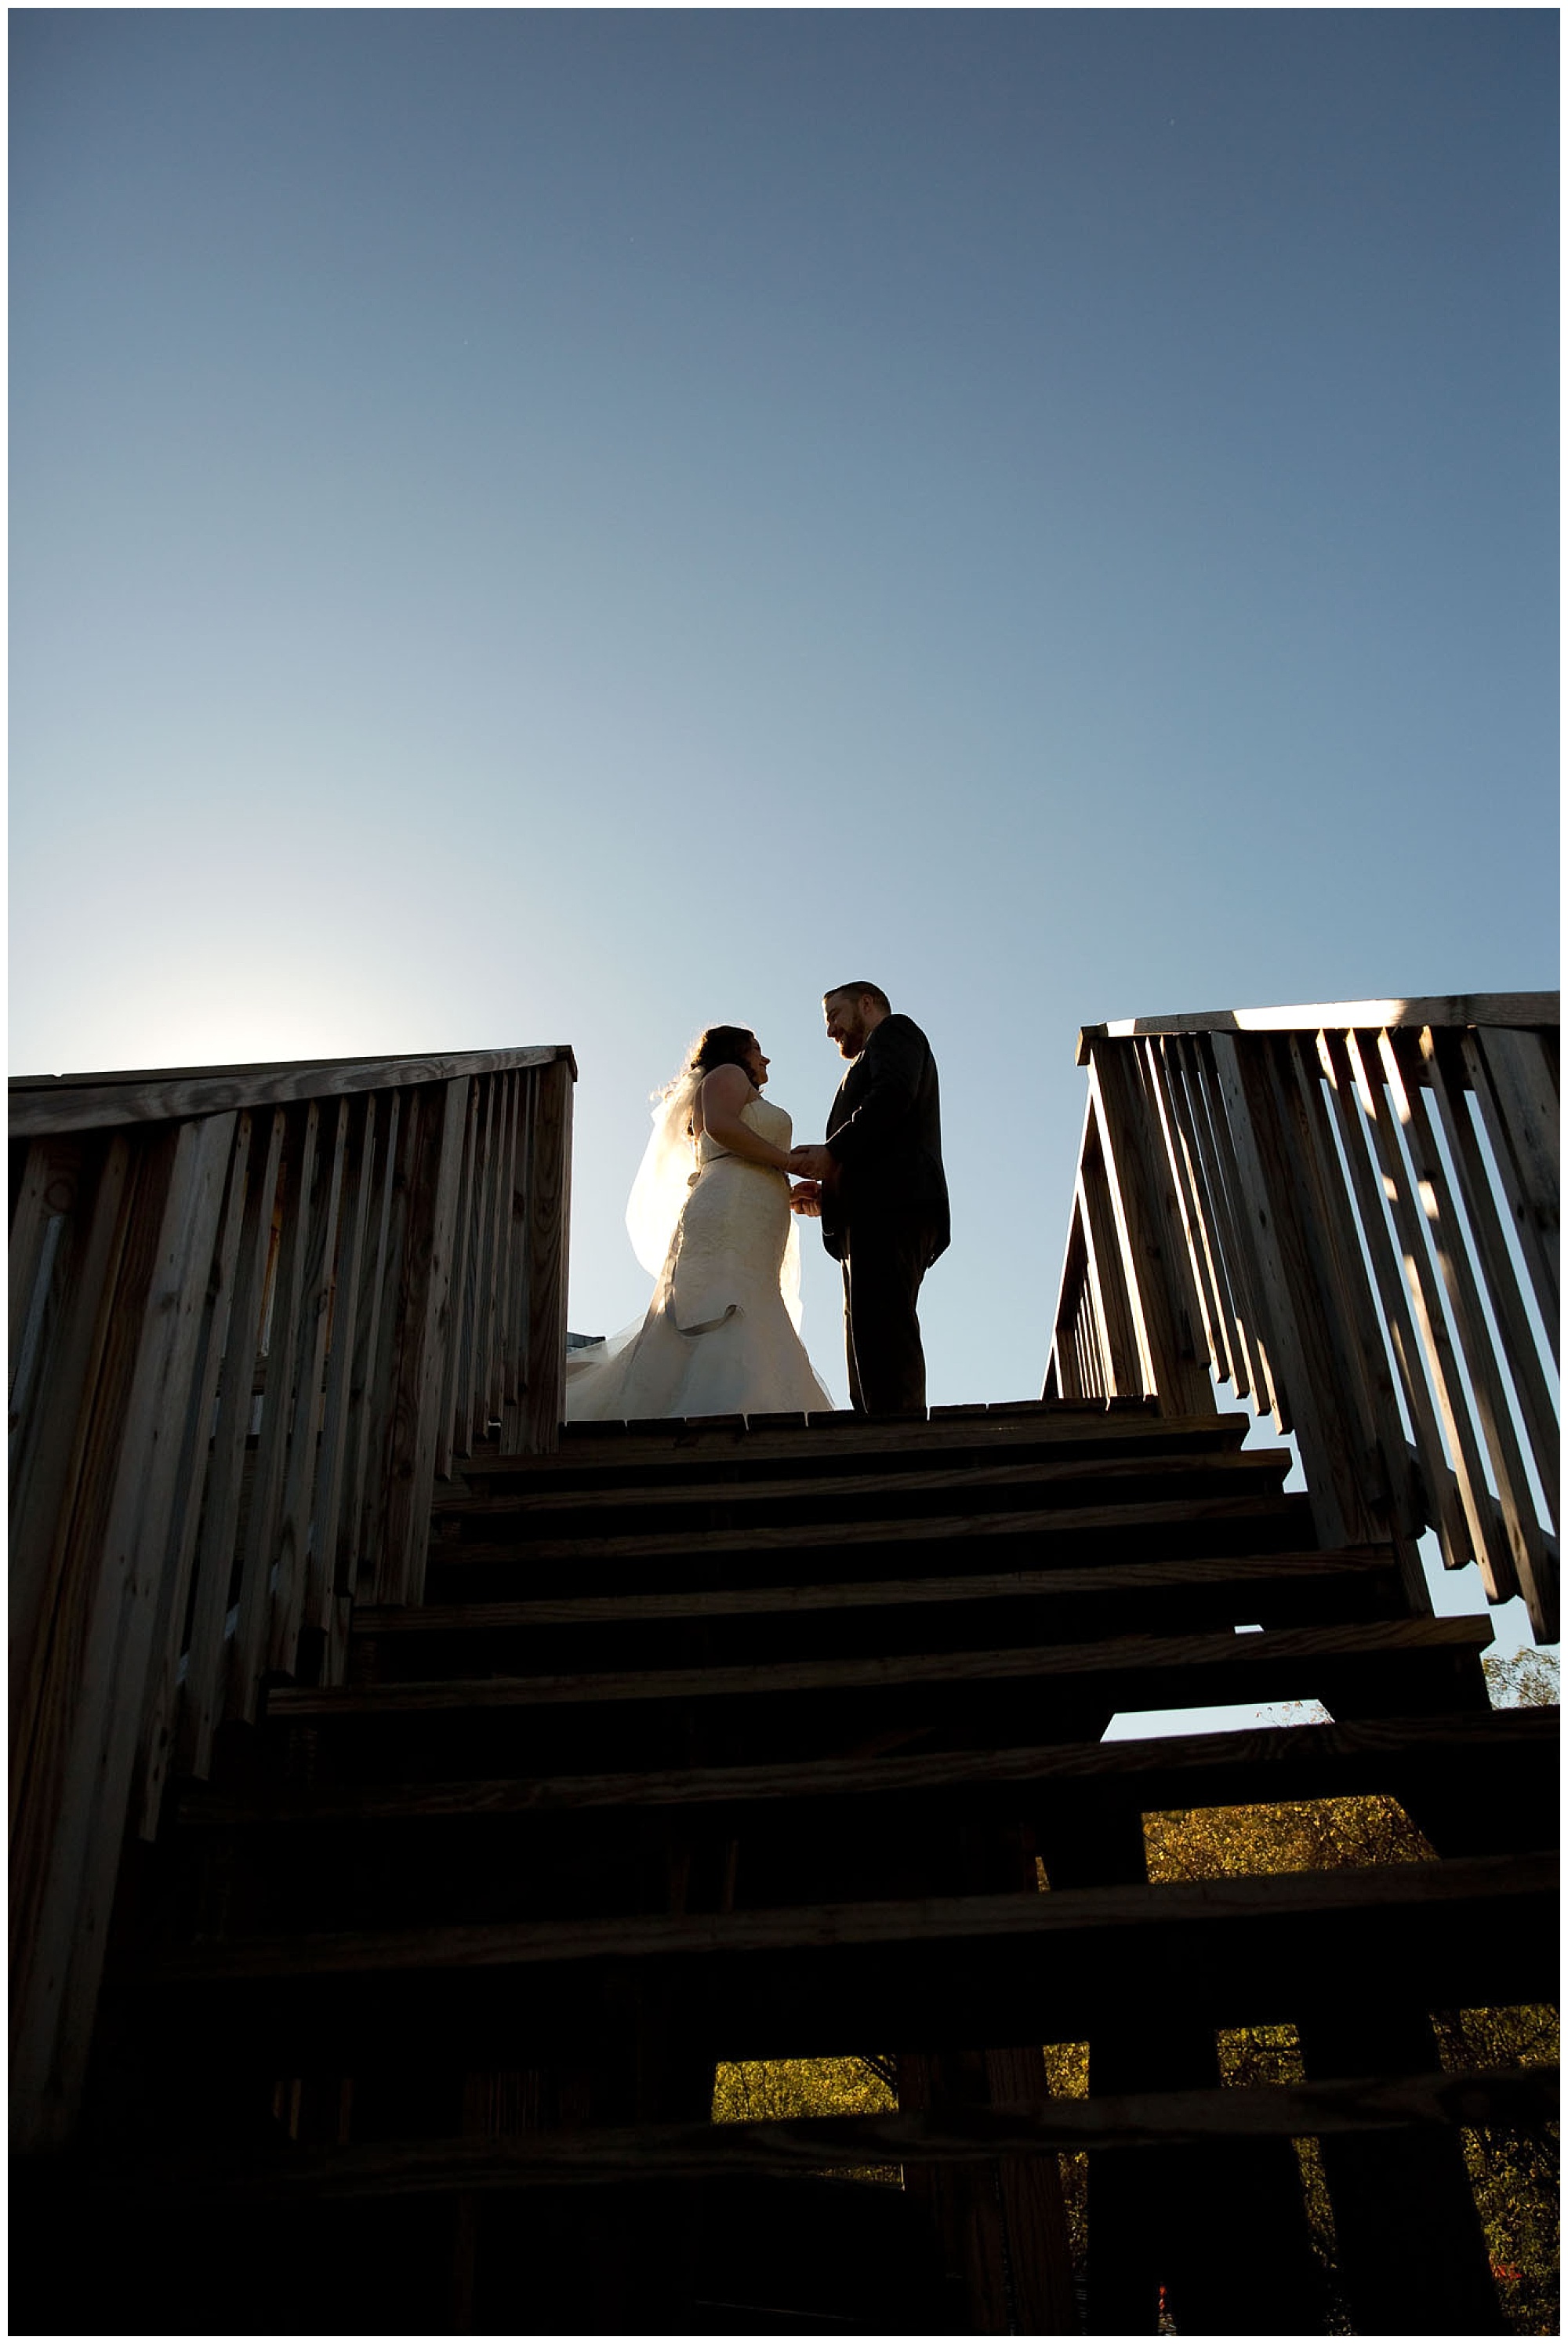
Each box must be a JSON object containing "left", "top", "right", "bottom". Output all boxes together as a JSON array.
[
  {"left": 136, "top": 1114, "right": 256, "bottom": 1832},
  {"left": 1185, "top": 1034, "right": 1296, "bottom": 1429},
  {"left": 1318, "top": 1030, "right": 1474, "bottom": 1574},
  {"left": 1345, "top": 1029, "right": 1514, "bottom": 1601},
  {"left": 1085, "top": 1043, "right": 1216, "bottom": 1415},
  {"left": 8, "top": 1045, "right": 576, "bottom": 1138},
  {"left": 1381, "top": 1030, "right": 1555, "bottom": 1639},
  {"left": 1471, "top": 1025, "right": 1560, "bottom": 1326},
  {"left": 375, "top": 1078, "right": 470, "bottom": 1608},
  {"left": 10, "top": 1136, "right": 136, "bottom": 1795},
  {"left": 359, "top": 1549, "right": 1396, "bottom": 1637},
  {"left": 437, "top": 1440, "right": 1294, "bottom": 1522},
  {"left": 269, "top": 1097, "right": 350, "bottom": 1677},
  {"left": 1145, "top": 1039, "right": 1238, "bottom": 1394},
  {"left": 1210, "top": 1034, "right": 1383, "bottom": 1550},
  {"left": 339, "top": 1088, "right": 401, "bottom": 1601},
  {"left": 153, "top": 1847, "right": 1553, "bottom": 1982},
  {"left": 1169, "top": 1034, "right": 1275, "bottom": 1415},
  {"left": 12, "top": 1114, "right": 234, "bottom": 2151},
  {"left": 270, "top": 1612, "right": 1492, "bottom": 1719},
  {"left": 1420, "top": 1028, "right": 1559, "bottom": 1523},
  {"left": 516, "top": 1056, "right": 573, "bottom": 1453},
  {"left": 434, "top": 1078, "right": 481, "bottom": 1481},
  {"left": 178, "top": 1110, "right": 286, "bottom": 1779},
  {"left": 303, "top": 1092, "right": 379, "bottom": 1650},
  {"left": 1083, "top": 994, "right": 1559, "bottom": 1052},
  {"left": 180, "top": 1705, "right": 1557, "bottom": 1826},
  {"left": 228, "top": 1103, "right": 321, "bottom": 1722},
  {"left": 436, "top": 1487, "right": 1305, "bottom": 1569}
]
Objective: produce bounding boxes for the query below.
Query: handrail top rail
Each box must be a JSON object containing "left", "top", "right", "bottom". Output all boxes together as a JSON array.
[
  {"left": 9, "top": 1043, "right": 579, "bottom": 1138},
  {"left": 1077, "top": 992, "right": 1559, "bottom": 1064}
]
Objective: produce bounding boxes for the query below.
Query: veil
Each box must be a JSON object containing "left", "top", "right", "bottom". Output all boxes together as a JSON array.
[{"left": 623, "top": 1063, "right": 806, "bottom": 1333}]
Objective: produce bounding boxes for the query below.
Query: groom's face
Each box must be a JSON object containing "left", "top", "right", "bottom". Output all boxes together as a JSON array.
[{"left": 823, "top": 992, "right": 869, "bottom": 1059}]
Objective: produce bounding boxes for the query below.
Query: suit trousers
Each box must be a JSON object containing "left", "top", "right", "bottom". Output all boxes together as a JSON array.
[{"left": 839, "top": 1218, "right": 938, "bottom": 1415}]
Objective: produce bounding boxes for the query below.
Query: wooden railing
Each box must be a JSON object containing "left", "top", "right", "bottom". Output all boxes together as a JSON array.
[
  {"left": 1046, "top": 996, "right": 1558, "bottom": 1646},
  {"left": 9, "top": 1044, "right": 574, "bottom": 2150}
]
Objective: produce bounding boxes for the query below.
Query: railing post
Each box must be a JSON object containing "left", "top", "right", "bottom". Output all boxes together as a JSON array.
[
  {"left": 1084, "top": 1040, "right": 1215, "bottom": 1416},
  {"left": 514, "top": 1055, "right": 574, "bottom": 1454},
  {"left": 10, "top": 1113, "right": 234, "bottom": 2152}
]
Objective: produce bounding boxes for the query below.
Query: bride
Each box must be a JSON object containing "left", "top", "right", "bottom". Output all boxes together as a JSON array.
[{"left": 565, "top": 1024, "right": 837, "bottom": 1421}]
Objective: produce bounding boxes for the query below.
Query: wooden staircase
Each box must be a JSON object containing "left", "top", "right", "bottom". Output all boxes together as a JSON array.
[{"left": 39, "top": 1398, "right": 1557, "bottom": 2335}]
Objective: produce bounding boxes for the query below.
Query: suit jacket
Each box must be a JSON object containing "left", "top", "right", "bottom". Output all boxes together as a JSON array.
[{"left": 821, "top": 1012, "right": 950, "bottom": 1266}]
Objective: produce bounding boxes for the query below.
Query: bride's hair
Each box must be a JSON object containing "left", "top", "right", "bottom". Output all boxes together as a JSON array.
[{"left": 688, "top": 1025, "right": 757, "bottom": 1078}]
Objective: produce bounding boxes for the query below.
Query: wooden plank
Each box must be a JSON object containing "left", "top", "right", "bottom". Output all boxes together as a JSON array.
[
  {"left": 77, "top": 2068, "right": 1558, "bottom": 2201},
  {"left": 1076, "top": 1128, "right": 1144, "bottom": 1399},
  {"left": 1467, "top": 1026, "right": 1560, "bottom": 1333},
  {"left": 270, "top": 1612, "right": 1492, "bottom": 1719},
  {"left": 375, "top": 1078, "right": 471, "bottom": 1608},
  {"left": 1421, "top": 1029, "right": 1559, "bottom": 1524},
  {"left": 177, "top": 1110, "right": 286, "bottom": 1779},
  {"left": 154, "top": 1846, "right": 1552, "bottom": 1982},
  {"left": 12, "top": 1114, "right": 234, "bottom": 2152},
  {"left": 474, "top": 1073, "right": 514, "bottom": 1438},
  {"left": 463, "top": 1406, "right": 1236, "bottom": 1480},
  {"left": 1083, "top": 995, "right": 1559, "bottom": 1052},
  {"left": 451, "top": 1075, "right": 498, "bottom": 1461},
  {"left": 437, "top": 1488, "right": 1305, "bottom": 1569},
  {"left": 136, "top": 1114, "right": 255, "bottom": 1833},
  {"left": 500, "top": 1072, "right": 534, "bottom": 1423},
  {"left": 437, "top": 1441, "right": 1295, "bottom": 1523},
  {"left": 1381, "top": 1031, "right": 1555, "bottom": 1642},
  {"left": 1213, "top": 1034, "right": 1386, "bottom": 1550},
  {"left": 339, "top": 1088, "right": 401, "bottom": 1604},
  {"left": 1146, "top": 1040, "right": 1239, "bottom": 1394},
  {"left": 9, "top": 1136, "right": 136, "bottom": 1796},
  {"left": 1318, "top": 1030, "right": 1474, "bottom": 1575},
  {"left": 269, "top": 1098, "right": 350, "bottom": 1677},
  {"left": 516, "top": 1057, "right": 574, "bottom": 1454},
  {"left": 1085, "top": 1042, "right": 1216, "bottom": 1415},
  {"left": 359, "top": 1550, "right": 1395, "bottom": 1636},
  {"left": 8, "top": 1045, "right": 577, "bottom": 1138},
  {"left": 227, "top": 1103, "right": 321, "bottom": 1723},
  {"left": 1173, "top": 1035, "right": 1277, "bottom": 1416},
  {"left": 434, "top": 1078, "right": 481, "bottom": 1481},
  {"left": 180, "top": 1705, "right": 1556, "bottom": 1826},
  {"left": 359, "top": 1088, "right": 423, "bottom": 1597},
  {"left": 303, "top": 1091, "right": 379, "bottom": 1655},
  {"left": 1183, "top": 1034, "right": 1294, "bottom": 1429},
  {"left": 1346, "top": 1030, "right": 1516, "bottom": 1603},
  {"left": 1284, "top": 1034, "right": 1428, "bottom": 1567}
]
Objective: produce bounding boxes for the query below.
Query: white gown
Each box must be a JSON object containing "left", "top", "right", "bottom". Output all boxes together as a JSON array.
[{"left": 566, "top": 1095, "right": 837, "bottom": 1422}]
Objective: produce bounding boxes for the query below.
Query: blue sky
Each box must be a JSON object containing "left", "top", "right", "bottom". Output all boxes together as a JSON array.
[{"left": 11, "top": 7, "right": 1558, "bottom": 1482}]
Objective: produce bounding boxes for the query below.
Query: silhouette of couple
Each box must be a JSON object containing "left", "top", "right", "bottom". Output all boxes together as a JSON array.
[{"left": 565, "top": 984, "right": 948, "bottom": 1421}]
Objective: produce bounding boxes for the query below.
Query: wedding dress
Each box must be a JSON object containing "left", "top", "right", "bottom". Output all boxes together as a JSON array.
[{"left": 566, "top": 1084, "right": 837, "bottom": 1422}]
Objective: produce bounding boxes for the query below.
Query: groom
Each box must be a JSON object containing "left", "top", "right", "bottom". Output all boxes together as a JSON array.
[{"left": 788, "top": 983, "right": 949, "bottom": 1415}]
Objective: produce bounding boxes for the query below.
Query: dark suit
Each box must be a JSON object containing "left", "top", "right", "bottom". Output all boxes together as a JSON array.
[{"left": 821, "top": 1012, "right": 949, "bottom": 1415}]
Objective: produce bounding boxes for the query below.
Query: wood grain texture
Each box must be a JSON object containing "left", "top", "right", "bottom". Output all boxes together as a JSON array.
[
  {"left": 270, "top": 1612, "right": 1492, "bottom": 1718},
  {"left": 8, "top": 1045, "right": 577, "bottom": 1137},
  {"left": 77, "top": 2068, "right": 1559, "bottom": 2200},
  {"left": 154, "top": 1847, "right": 1554, "bottom": 1979},
  {"left": 1083, "top": 995, "right": 1559, "bottom": 1052},
  {"left": 358, "top": 1549, "right": 1395, "bottom": 1636},
  {"left": 179, "top": 1704, "right": 1557, "bottom": 1825}
]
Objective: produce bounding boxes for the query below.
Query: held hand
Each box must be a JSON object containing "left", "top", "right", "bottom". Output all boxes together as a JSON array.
[
  {"left": 789, "top": 1181, "right": 823, "bottom": 1218},
  {"left": 788, "top": 1144, "right": 837, "bottom": 1181}
]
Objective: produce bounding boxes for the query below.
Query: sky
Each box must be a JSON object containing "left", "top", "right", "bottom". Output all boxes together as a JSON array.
[{"left": 10, "top": 9, "right": 1559, "bottom": 1672}]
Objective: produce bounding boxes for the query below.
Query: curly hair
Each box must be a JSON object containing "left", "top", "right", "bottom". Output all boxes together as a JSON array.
[{"left": 688, "top": 1024, "right": 757, "bottom": 1078}]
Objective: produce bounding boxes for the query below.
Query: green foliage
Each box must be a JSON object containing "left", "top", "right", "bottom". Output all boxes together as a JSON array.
[{"left": 1431, "top": 2006, "right": 1560, "bottom": 2338}]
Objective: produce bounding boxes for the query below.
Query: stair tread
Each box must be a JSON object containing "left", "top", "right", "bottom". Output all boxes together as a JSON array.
[
  {"left": 357, "top": 1549, "right": 1399, "bottom": 1636},
  {"left": 435, "top": 1445, "right": 1292, "bottom": 1522},
  {"left": 155, "top": 1848, "right": 1557, "bottom": 1979},
  {"left": 459, "top": 1408, "right": 1248, "bottom": 1481},
  {"left": 181, "top": 1706, "right": 1559, "bottom": 1826},
  {"left": 73, "top": 2066, "right": 1563, "bottom": 2197},
  {"left": 434, "top": 1489, "right": 1308, "bottom": 1568},
  {"left": 272, "top": 1615, "right": 1494, "bottom": 1717}
]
